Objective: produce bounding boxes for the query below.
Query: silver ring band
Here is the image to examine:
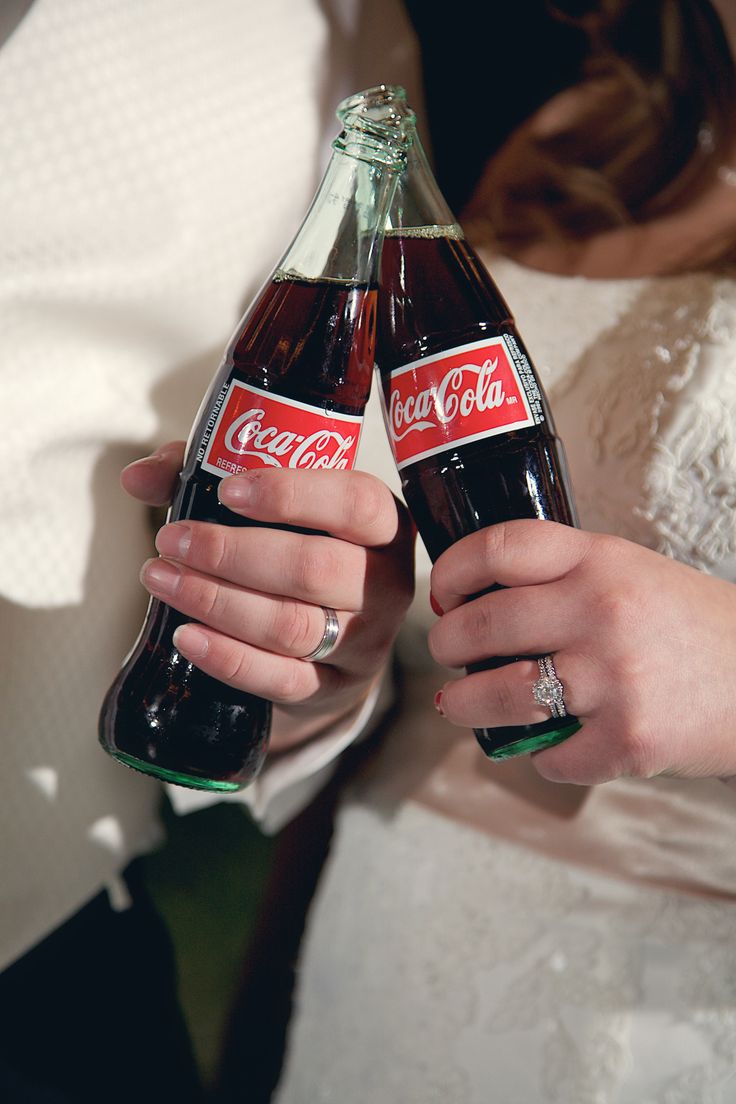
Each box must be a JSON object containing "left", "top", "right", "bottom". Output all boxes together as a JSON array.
[
  {"left": 532, "top": 654, "right": 567, "bottom": 719},
  {"left": 302, "top": 606, "right": 340, "bottom": 662}
]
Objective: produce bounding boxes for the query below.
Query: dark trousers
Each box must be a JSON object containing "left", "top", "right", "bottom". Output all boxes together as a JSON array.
[{"left": 0, "top": 861, "right": 204, "bottom": 1104}]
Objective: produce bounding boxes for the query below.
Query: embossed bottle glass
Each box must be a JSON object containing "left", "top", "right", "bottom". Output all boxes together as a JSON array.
[
  {"left": 339, "top": 85, "right": 581, "bottom": 760},
  {"left": 99, "top": 111, "right": 406, "bottom": 791}
]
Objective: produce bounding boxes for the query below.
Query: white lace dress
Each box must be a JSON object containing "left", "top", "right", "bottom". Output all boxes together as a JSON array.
[{"left": 274, "top": 259, "right": 736, "bottom": 1104}]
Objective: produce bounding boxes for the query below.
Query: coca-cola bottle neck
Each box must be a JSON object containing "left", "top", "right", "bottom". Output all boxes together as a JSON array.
[
  {"left": 336, "top": 85, "right": 462, "bottom": 237},
  {"left": 277, "top": 112, "right": 406, "bottom": 286}
]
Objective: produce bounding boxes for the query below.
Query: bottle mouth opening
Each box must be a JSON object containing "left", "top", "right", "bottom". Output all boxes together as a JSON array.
[
  {"left": 336, "top": 84, "right": 416, "bottom": 137},
  {"left": 337, "top": 84, "right": 407, "bottom": 116}
]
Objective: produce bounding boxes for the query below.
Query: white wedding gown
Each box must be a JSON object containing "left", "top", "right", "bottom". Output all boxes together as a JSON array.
[{"left": 274, "top": 256, "right": 736, "bottom": 1103}]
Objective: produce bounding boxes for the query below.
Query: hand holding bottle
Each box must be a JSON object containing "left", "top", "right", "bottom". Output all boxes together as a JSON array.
[
  {"left": 345, "top": 85, "right": 580, "bottom": 761},
  {"left": 122, "top": 442, "right": 415, "bottom": 755},
  {"left": 99, "top": 109, "right": 407, "bottom": 790},
  {"left": 428, "top": 518, "right": 736, "bottom": 784}
]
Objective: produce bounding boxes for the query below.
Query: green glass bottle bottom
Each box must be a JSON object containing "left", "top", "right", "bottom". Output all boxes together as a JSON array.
[
  {"left": 111, "top": 750, "right": 243, "bottom": 792},
  {"left": 480, "top": 719, "right": 582, "bottom": 762}
]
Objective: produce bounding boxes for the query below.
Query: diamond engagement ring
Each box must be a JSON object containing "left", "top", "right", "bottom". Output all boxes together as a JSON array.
[
  {"left": 302, "top": 606, "right": 340, "bottom": 662},
  {"left": 532, "top": 654, "right": 567, "bottom": 719}
]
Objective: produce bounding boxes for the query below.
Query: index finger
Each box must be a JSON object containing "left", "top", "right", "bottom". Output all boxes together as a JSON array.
[
  {"left": 218, "top": 468, "right": 408, "bottom": 549},
  {"left": 431, "top": 520, "right": 594, "bottom": 611}
]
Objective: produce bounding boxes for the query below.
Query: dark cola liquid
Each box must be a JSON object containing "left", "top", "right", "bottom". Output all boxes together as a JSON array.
[
  {"left": 377, "top": 229, "right": 580, "bottom": 759},
  {"left": 99, "top": 275, "right": 375, "bottom": 791}
]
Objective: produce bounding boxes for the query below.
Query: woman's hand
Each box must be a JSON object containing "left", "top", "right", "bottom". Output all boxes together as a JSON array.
[
  {"left": 428, "top": 519, "right": 736, "bottom": 784},
  {"left": 121, "top": 443, "right": 415, "bottom": 753}
]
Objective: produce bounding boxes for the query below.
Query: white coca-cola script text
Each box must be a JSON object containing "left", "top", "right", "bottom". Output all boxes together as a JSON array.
[
  {"left": 389, "top": 358, "right": 505, "bottom": 442},
  {"left": 224, "top": 408, "right": 356, "bottom": 469}
]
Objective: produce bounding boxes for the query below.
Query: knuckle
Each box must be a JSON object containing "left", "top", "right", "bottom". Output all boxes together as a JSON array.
[
  {"left": 199, "top": 524, "right": 230, "bottom": 577},
  {"left": 615, "top": 650, "right": 648, "bottom": 686},
  {"left": 617, "top": 721, "right": 657, "bottom": 777},
  {"left": 294, "top": 540, "right": 335, "bottom": 600},
  {"left": 492, "top": 672, "right": 517, "bottom": 717},
  {"left": 467, "top": 599, "right": 494, "bottom": 648},
  {"left": 426, "top": 623, "right": 444, "bottom": 664},
  {"left": 481, "top": 523, "right": 508, "bottom": 566},
  {"left": 429, "top": 626, "right": 462, "bottom": 669},
  {"left": 270, "top": 472, "right": 300, "bottom": 520},
  {"left": 429, "top": 601, "right": 491, "bottom": 667},
  {"left": 345, "top": 474, "right": 387, "bottom": 534},
  {"left": 534, "top": 753, "right": 587, "bottom": 785},
  {"left": 593, "top": 588, "right": 634, "bottom": 635},
  {"left": 220, "top": 642, "right": 253, "bottom": 685},
  {"left": 189, "top": 576, "right": 221, "bottom": 621},
  {"left": 274, "top": 601, "right": 314, "bottom": 655},
  {"left": 530, "top": 749, "right": 567, "bottom": 782},
  {"left": 593, "top": 532, "right": 628, "bottom": 563},
  {"left": 274, "top": 663, "right": 308, "bottom": 704}
]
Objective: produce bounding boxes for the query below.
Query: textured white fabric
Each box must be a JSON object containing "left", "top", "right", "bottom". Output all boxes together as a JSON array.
[
  {"left": 0, "top": 0, "right": 422, "bottom": 970},
  {"left": 275, "top": 259, "right": 736, "bottom": 1101},
  {"left": 277, "top": 802, "right": 736, "bottom": 1104}
]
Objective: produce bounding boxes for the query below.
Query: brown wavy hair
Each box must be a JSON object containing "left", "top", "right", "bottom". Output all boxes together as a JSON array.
[{"left": 464, "top": 0, "right": 736, "bottom": 251}]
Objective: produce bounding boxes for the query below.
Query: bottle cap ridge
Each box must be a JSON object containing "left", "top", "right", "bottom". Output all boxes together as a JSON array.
[
  {"left": 333, "top": 108, "right": 409, "bottom": 171},
  {"left": 336, "top": 85, "right": 417, "bottom": 146}
]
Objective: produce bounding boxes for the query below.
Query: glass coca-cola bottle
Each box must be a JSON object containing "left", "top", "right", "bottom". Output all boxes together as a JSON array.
[
  {"left": 99, "top": 111, "right": 406, "bottom": 792},
  {"left": 339, "top": 86, "right": 581, "bottom": 761}
]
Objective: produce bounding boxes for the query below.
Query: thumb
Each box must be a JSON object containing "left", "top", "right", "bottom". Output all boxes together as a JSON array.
[{"left": 120, "top": 441, "right": 185, "bottom": 506}]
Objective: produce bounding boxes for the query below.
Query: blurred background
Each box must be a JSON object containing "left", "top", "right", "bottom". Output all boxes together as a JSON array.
[{"left": 145, "top": 800, "right": 273, "bottom": 1084}]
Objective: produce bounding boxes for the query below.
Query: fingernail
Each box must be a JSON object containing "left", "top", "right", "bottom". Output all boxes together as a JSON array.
[
  {"left": 430, "top": 592, "right": 444, "bottom": 616},
  {"left": 434, "top": 690, "right": 445, "bottom": 716},
  {"left": 173, "top": 624, "right": 209, "bottom": 658},
  {"left": 155, "top": 523, "right": 191, "bottom": 560},
  {"left": 219, "top": 475, "right": 256, "bottom": 509},
  {"left": 140, "top": 558, "right": 181, "bottom": 597}
]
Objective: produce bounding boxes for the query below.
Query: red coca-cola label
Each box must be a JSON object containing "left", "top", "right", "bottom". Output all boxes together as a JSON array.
[
  {"left": 382, "top": 336, "right": 541, "bottom": 469},
  {"left": 199, "top": 380, "right": 362, "bottom": 477}
]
